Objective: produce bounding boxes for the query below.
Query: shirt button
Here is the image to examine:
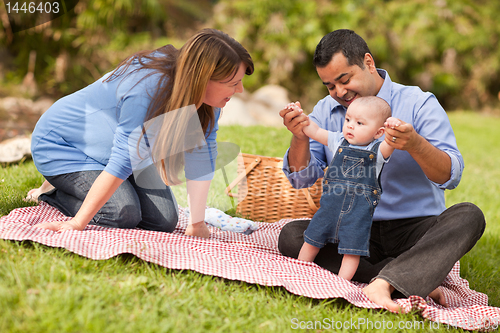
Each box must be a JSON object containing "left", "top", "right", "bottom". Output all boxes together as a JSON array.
[
  {"left": 373, "top": 190, "right": 378, "bottom": 194},
  {"left": 338, "top": 148, "right": 343, "bottom": 153},
  {"left": 369, "top": 154, "right": 374, "bottom": 159}
]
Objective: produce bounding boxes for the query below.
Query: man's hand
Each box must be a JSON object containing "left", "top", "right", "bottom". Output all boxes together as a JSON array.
[
  {"left": 384, "top": 118, "right": 451, "bottom": 184},
  {"left": 384, "top": 118, "right": 420, "bottom": 153},
  {"left": 279, "top": 101, "right": 309, "bottom": 141}
]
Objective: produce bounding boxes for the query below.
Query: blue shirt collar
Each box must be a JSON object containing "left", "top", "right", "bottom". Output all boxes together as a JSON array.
[{"left": 376, "top": 69, "right": 392, "bottom": 106}]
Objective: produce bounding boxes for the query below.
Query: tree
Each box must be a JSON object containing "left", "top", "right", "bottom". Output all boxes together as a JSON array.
[
  {"left": 0, "top": 0, "right": 213, "bottom": 97},
  {"left": 213, "top": 0, "right": 500, "bottom": 110}
]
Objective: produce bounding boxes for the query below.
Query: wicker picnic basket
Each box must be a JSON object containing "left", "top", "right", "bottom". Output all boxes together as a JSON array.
[{"left": 225, "top": 153, "right": 323, "bottom": 222}]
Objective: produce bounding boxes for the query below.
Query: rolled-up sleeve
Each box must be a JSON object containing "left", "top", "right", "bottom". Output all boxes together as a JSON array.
[
  {"left": 282, "top": 148, "right": 325, "bottom": 189},
  {"left": 413, "top": 93, "right": 464, "bottom": 190},
  {"left": 432, "top": 150, "right": 463, "bottom": 189}
]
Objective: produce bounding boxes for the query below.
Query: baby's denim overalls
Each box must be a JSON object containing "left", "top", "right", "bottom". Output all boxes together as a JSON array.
[{"left": 303, "top": 138, "right": 382, "bottom": 257}]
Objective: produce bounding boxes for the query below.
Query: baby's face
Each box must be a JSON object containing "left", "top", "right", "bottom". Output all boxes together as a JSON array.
[{"left": 342, "top": 104, "right": 384, "bottom": 146}]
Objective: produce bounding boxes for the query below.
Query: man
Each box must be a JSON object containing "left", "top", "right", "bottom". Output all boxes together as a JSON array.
[{"left": 278, "top": 29, "right": 485, "bottom": 312}]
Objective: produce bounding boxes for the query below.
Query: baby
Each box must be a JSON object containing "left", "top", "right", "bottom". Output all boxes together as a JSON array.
[{"left": 287, "top": 96, "right": 401, "bottom": 281}]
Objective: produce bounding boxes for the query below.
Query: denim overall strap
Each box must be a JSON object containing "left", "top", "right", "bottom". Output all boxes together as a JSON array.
[
  {"left": 339, "top": 138, "right": 382, "bottom": 156},
  {"left": 334, "top": 138, "right": 382, "bottom": 193}
]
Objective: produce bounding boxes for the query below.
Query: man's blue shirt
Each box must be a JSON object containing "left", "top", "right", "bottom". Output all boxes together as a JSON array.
[{"left": 283, "top": 69, "right": 463, "bottom": 220}]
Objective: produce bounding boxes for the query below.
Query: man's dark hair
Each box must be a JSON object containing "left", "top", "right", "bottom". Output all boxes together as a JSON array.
[{"left": 313, "top": 29, "right": 372, "bottom": 69}]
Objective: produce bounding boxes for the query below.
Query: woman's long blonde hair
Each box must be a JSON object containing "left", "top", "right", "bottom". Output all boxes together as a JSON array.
[{"left": 108, "top": 29, "right": 254, "bottom": 185}]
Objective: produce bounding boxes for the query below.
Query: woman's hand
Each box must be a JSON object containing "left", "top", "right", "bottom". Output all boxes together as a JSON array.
[
  {"left": 36, "top": 171, "right": 124, "bottom": 233},
  {"left": 185, "top": 221, "right": 210, "bottom": 239},
  {"left": 185, "top": 180, "right": 211, "bottom": 239},
  {"left": 35, "top": 218, "right": 87, "bottom": 232}
]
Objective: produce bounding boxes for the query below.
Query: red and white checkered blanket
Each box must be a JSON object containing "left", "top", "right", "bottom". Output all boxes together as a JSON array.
[{"left": 1, "top": 203, "right": 499, "bottom": 331}]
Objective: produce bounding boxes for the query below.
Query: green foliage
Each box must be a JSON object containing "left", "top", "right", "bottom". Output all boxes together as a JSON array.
[
  {"left": 213, "top": 0, "right": 500, "bottom": 111},
  {"left": 0, "top": 0, "right": 213, "bottom": 98},
  {"left": 1, "top": 0, "right": 500, "bottom": 109}
]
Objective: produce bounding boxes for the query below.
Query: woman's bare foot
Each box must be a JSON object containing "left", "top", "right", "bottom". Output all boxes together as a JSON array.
[
  {"left": 185, "top": 221, "right": 210, "bottom": 239},
  {"left": 362, "top": 278, "right": 401, "bottom": 313},
  {"left": 24, "top": 188, "right": 41, "bottom": 202},
  {"left": 428, "top": 287, "right": 447, "bottom": 307},
  {"left": 24, "top": 181, "right": 55, "bottom": 202}
]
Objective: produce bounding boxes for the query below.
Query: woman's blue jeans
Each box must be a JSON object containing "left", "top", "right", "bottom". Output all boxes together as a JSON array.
[
  {"left": 40, "top": 167, "right": 178, "bottom": 232},
  {"left": 278, "top": 202, "right": 485, "bottom": 298}
]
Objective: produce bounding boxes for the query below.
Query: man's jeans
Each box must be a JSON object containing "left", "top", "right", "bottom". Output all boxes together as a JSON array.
[
  {"left": 41, "top": 167, "right": 178, "bottom": 232},
  {"left": 278, "top": 202, "right": 485, "bottom": 298}
]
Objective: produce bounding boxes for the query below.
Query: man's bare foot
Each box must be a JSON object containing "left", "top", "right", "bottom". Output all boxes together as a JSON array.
[
  {"left": 185, "top": 221, "right": 210, "bottom": 239},
  {"left": 362, "top": 278, "right": 401, "bottom": 313},
  {"left": 428, "top": 287, "right": 447, "bottom": 307}
]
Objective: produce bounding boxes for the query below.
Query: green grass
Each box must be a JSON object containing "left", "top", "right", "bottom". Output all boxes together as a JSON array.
[
  {"left": 444, "top": 112, "right": 500, "bottom": 305},
  {"left": 1, "top": 112, "right": 498, "bottom": 332}
]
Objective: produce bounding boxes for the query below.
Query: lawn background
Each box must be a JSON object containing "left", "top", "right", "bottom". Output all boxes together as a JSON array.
[{"left": 0, "top": 111, "right": 498, "bottom": 332}]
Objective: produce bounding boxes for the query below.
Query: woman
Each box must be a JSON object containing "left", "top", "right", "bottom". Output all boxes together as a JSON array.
[{"left": 27, "top": 28, "right": 254, "bottom": 238}]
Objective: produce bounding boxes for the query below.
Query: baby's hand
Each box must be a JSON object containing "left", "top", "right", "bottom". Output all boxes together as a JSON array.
[
  {"left": 302, "top": 114, "right": 320, "bottom": 138},
  {"left": 284, "top": 101, "right": 302, "bottom": 112},
  {"left": 284, "top": 103, "right": 313, "bottom": 136},
  {"left": 384, "top": 117, "right": 402, "bottom": 129}
]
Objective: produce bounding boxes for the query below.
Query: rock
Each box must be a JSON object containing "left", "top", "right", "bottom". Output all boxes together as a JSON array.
[
  {"left": 0, "top": 97, "right": 34, "bottom": 116},
  {"left": 32, "top": 97, "right": 55, "bottom": 115},
  {"left": 247, "top": 85, "right": 289, "bottom": 127},
  {"left": 218, "top": 96, "right": 259, "bottom": 126},
  {"left": 219, "top": 85, "right": 290, "bottom": 127},
  {"left": 0, "top": 96, "right": 54, "bottom": 115},
  {"left": 0, "top": 96, "right": 54, "bottom": 142},
  {"left": 0, "top": 135, "right": 31, "bottom": 163}
]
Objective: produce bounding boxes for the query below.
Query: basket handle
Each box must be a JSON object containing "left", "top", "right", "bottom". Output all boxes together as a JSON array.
[
  {"left": 225, "top": 156, "right": 262, "bottom": 197},
  {"left": 300, "top": 188, "right": 319, "bottom": 212}
]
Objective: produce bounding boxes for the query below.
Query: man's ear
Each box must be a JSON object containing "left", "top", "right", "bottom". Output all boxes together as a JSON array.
[
  {"left": 364, "top": 53, "right": 377, "bottom": 73},
  {"left": 374, "top": 126, "right": 385, "bottom": 140}
]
